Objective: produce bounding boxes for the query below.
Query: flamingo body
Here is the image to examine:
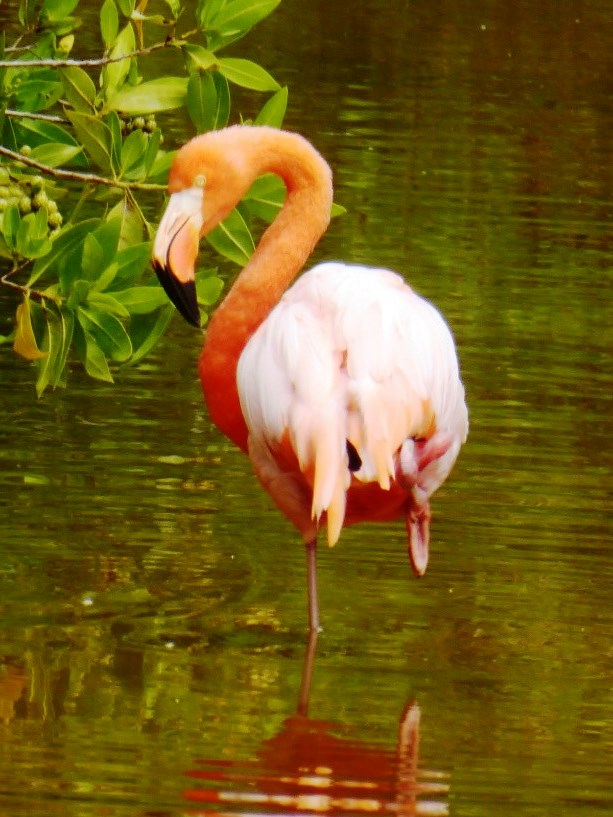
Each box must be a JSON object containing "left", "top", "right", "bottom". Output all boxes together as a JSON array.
[
  {"left": 152, "top": 125, "right": 468, "bottom": 631},
  {"left": 238, "top": 261, "right": 467, "bottom": 553}
]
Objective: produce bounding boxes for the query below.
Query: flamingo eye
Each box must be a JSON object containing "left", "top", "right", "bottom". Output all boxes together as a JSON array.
[{"left": 194, "top": 174, "right": 206, "bottom": 188}]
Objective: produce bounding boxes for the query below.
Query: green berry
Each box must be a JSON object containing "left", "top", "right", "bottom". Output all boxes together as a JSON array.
[
  {"left": 18, "top": 195, "right": 32, "bottom": 214},
  {"left": 33, "top": 190, "right": 49, "bottom": 209},
  {"left": 48, "top": 211, "right": 63, "bottom": 229}
]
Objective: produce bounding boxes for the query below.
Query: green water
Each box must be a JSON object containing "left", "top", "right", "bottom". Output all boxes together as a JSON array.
[{"left": 1, "top": 1, "right": 611, "bottom": 815}]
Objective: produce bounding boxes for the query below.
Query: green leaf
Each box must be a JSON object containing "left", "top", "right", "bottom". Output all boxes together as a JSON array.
[
  {"left": 100, "top": 0, "right": 119, "bottom": 49},
  {"left": 217, "top": 57, "right": 280, "bottom": 92},
  {"left": 66, "top": 279, "right": 91, "bottom": 309},
  {"left": 78, "top": 305, "right": 132, "bottom": 362},
  {"left": 82, "top": 233, "right": 105, "bottom": 280},
  {"left": 128, "top": 304, "right": 174, "bottom": 365},
  {"left": 208, "top": 0, "right": 281, "bottom": 49},
  {"left": 186, "top": 70, "right": 231, "bottom": 133},
  {"left": 34, "top": 313, "right": 58, "bottom": 395},
  {"left": 120, "top": 128, "right": 148, "bottom": 177},
  {"left": 112, "top": 285, "right": 169, "bottom": 314},
  {"left": 116, "top": 0, "right": 135, "bottom": 14},
  {"left": 108, "top": 242, "right": 150, "bottom": 289},
  {"left": 91, "top": 216, "right": 122, "bottom": 270},
  {"left": 36, "top": 306, "right": 74, "bottom": 396},
  {"left": 104, "top": 22, "right": 135, "bottom": 96},
  {"left": 0, "top": 237, "right": 12, "bottom": 261},
  {"left": 54, "top": 307, "right": 74, "bottom": 380},
  {"left": 197, "top": 0, "right": 227, "bottom": 28},
  {"left": 106, "top": 110, "right": 123, "bottom": 173},
  {"left": 254, "top": 86, "right": 288, "bottom": 127},
  {"left": 183, "top": 43, "right": 217, "bottom": 71},
  {"left": 186, "top": 71, "right": 210, "bottom": 133},
  {"left": 163, "top": 0, "right": 181, "bottom": 17},
  {"left": 244, "top": 172, "right": 285, "bottom": 221},
  {"left": 88, "top": 290, "right": 130, "bottom": 318},
  {"left": 196, "top": 271, "right": 224, "bottom": 305},
  {"left": 107, "top": 198, "right": 144, "bottom": 248},
  {"left": 60, "top": 65, "right": 96, "bottom": 113},
  {"left": 127, "top": 56, "right": 139, "bottom": 87},
  {"left": 32, "top": 218, "right": 99, "bottom": 286},
  {"left": 17, "top": 118, "right": 89, "bottom": 169},
  {"left": 30, "top": 142, "right": 83, "bottom": 167},
  {"left": 143, "top": 128, "right": 161, "bottom": 177},
  {"left": 108, "top": 77, "right": 188, "bottom": 114},
  {"left": 90, "top": 261, "right": 119, "bottom": 293},
  {"left": 207, "top": 207, "right": 254, "bottom": 266},
  {"left": 65, "top": 110, "right": 113, "bottom": 173},
  {"left": 209, "top": 0, "right": 280, "bottom": 30},
  {"left": 18, "top": 118, "right": 78, "bottom": 146},
  {"left": 81, "top": 327, "right": 114, "bottom": 382},
  {"left": 212, "top": 72, "right": 231, "bottom": 129},
  {"left": 147, "top": 148, "right": 176, "bottom": 184},
  {"left": 41, "top": 0, "right": 79, "bottom": 23},
  {"left": 16, "top": 209, "right": 52, "bottom": 259},
  {"left": 13, "top": 73, "right": 63, "bottom": 113},
  {"left": 1, "top": 202, "right": 21, "bottom": 251}
]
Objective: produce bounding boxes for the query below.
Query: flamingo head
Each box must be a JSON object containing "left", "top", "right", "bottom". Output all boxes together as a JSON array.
[{"left": 152, "top": 130, "right": 252, "bottom": 327}]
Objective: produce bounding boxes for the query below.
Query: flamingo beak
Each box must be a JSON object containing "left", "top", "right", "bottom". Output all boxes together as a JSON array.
[{"left": 152, "top": 188, "right": 204, "bottom": 327}]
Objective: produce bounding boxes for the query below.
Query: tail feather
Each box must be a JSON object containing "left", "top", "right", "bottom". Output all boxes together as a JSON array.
[{"left": 325, "top": 477, "right": 347, "bottom": 547}]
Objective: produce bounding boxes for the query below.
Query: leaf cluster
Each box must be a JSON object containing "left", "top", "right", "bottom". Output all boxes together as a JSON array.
[{"left": 0, "top": 0, "right": 289, "bottom": 395}]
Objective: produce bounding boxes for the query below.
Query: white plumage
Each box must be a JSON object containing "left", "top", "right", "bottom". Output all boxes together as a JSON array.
[{"left": 238, "top": 262, "right": 468, "bottom": 548}]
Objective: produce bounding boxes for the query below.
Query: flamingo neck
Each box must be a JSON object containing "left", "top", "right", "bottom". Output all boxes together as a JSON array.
[{"left": 199, "top": 129, "right": 333, "bottom": 452}]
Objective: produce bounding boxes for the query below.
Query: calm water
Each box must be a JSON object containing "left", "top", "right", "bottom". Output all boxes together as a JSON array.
[{"left": 1, "top": 1, "right": 612, "bottom": 815}]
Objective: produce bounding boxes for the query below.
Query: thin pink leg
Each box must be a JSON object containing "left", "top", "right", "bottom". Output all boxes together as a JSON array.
[
  {"left": 406, "top": 498, "right": 431, "bottom": 577},
  {"left": 298, "top": 628, "right": 319, "bottom": 716},
  {"left": 305, "top": 538, "right": 321, "bottom": 634}
]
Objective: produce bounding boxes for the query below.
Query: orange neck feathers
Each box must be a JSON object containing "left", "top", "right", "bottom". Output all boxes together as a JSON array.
[{"left": 198, "top": 127, "right": 333, "bottom": 451}]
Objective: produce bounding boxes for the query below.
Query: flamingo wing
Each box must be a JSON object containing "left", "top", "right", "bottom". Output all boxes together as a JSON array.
[{"left": 237, "top": 262, "right": 468, "bottom": 549}]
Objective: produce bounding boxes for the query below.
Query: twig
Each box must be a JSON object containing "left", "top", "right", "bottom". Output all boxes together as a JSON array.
[
  {"left": 0, "top": 144, "right": 167, "bottom": 192},
  {"left": 0, "top": 43, "right": 165, "bottom": 69},
  {"left": 5, "top": 109, "right": 67, "bottom": 124},
  {"left": 1, "top": 264, "right": 59, "bottom": 305},
  {"left": 0, "top": 31, "right": 198, "bottom": 69}
]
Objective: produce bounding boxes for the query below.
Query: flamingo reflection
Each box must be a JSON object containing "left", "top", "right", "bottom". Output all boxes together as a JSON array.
[{"left": 184, "top": 634, "right": 449, "bottom": 816}]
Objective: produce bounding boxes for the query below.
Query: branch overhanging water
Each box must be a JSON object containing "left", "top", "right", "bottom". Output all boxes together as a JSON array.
[{"left": 0, "top": 144, "right": 166, "bottom": 192}]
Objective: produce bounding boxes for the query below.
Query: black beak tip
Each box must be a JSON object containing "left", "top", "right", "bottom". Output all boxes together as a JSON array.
[{"left": 153, "top": 260, "right": 201, "bottom": 328}]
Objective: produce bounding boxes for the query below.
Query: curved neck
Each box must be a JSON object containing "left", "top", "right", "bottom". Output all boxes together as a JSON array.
[{"left": 199, "top": 129, "right": 333, "bottom": 451}]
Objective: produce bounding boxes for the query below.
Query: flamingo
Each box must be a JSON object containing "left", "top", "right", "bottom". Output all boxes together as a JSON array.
[{"left": 152, "top": 125, "right": 468, "bottom": 633}]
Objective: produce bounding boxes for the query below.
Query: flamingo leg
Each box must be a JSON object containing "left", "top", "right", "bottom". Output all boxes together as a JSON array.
[
  {"left": 305, "top": 538, "right": 321, "bottom": 634},
  {"left": 298, "top": 626, "right": 319, "bottom": 715},
  {"left": 406, "top": 498, "right": 431, "bottom": 577}
]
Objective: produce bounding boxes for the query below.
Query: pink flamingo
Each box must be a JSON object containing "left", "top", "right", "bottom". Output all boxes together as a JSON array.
[{"left": 152, "top": 126, "right": 468, "bottom": 632}]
